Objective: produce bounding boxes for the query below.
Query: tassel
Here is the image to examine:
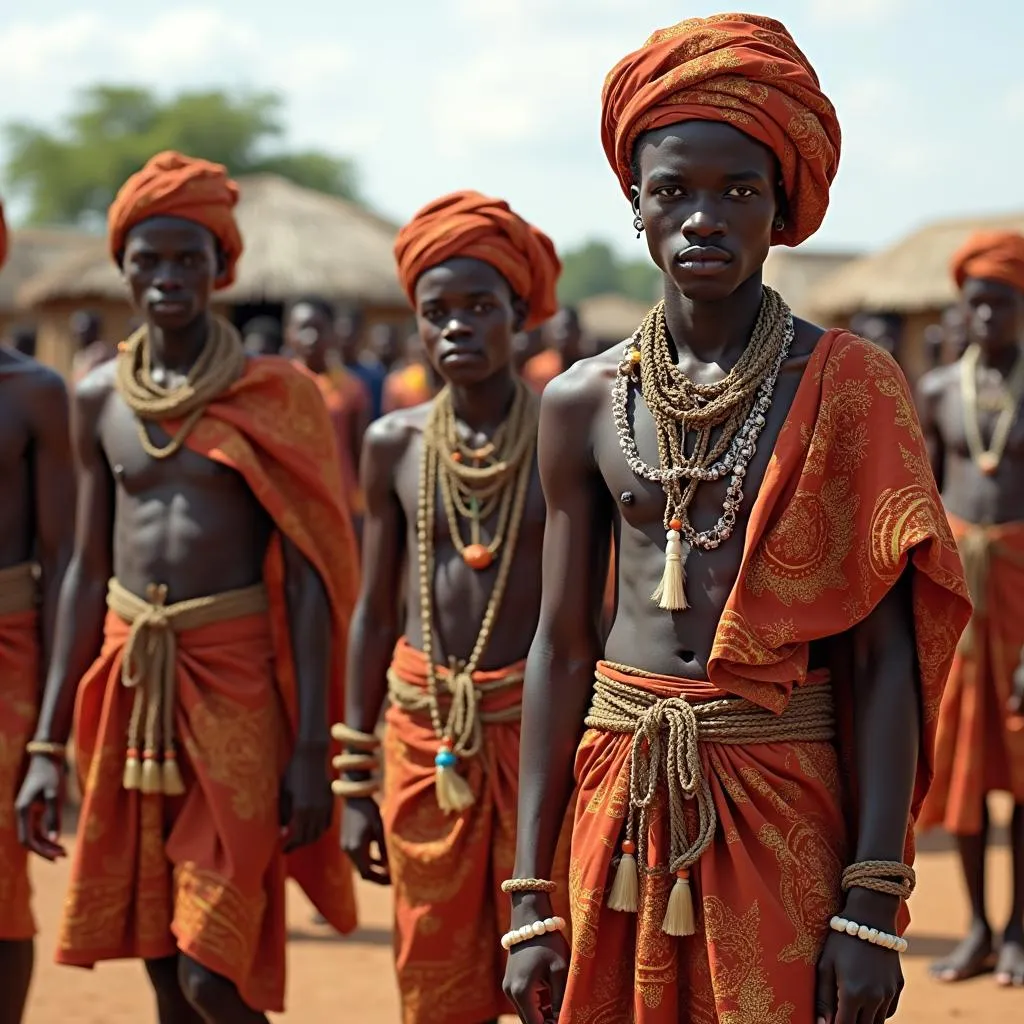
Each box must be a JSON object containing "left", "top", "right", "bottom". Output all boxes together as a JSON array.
[
  {"left": 651, "top": 525, "right": 688, "bottom": 611},
  {"left": 123, "top": 748, "right": 142, "bottom": 791},
  {"left": 162, "top": 750, "right": 186, "bottom": 797},
  {"left": 434, "top": 741, "right": 475, "bottom": 813},
  {"left": 662, "top": 869, "right": 696, "bottom": 936},
  {"left": 607, "top": 840, "right": 639, "bottom": 913},
  {"left": 140, "top": 754, "right": 162, "bottom": 795}
]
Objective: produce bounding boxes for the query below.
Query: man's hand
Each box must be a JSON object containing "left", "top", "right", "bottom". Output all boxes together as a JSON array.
[
  {"left": 279, "top": 740, "right": 333, "bottom": 852},
  {"left": 503, "top": 893, "right": 569, "bottom": 1024},
  {"left": 340, "top": 795, "right": 390, "bottom": 884},
  {"left": 15, "top": 754, "right": 67, "bottom": 861},
  {"left": 815, "top": 891, "right": 904, "bottom": 1023}
]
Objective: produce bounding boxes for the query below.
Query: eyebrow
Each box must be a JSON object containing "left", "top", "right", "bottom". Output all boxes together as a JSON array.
[
  {"left": 420, "top": 289, "right": 499, "bottom": 303},
  {"left": 646, "top": 168, "right": 769, "bottom": 185}
]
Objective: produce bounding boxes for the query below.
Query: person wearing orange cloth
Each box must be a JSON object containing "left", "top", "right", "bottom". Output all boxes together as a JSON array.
[
  {"left": 518, "top": 307, "right": 587, "bottom": 394},
  {"left": 501, "top": 15, "right": 972, "bottom": 1024},
  {"left": 336, "top": 189, "right": 567, "bottom": 1024},
  {"left": 382, "top": 333, "right": 438, "bottom": 412},
  {"left": 918, "top": 230, "right": 1024, "bottom": 987},
  {"left": 14, "top": 151, "right": 359, "bottom": 1023},
  {"left": 0, "top": 198, "right": 74, "bottom": 1024},
  {"left": 285, "top": 295, "right": 370, "bottom": 526}
]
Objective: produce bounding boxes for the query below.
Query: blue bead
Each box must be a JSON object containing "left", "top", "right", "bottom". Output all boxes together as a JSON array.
[{"left": 435, "top": 750, "right": 457, "bottom": 768}]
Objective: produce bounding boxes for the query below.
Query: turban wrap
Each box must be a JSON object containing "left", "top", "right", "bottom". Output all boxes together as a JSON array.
[
  {"left": 394, "top": 190, "right": 561, "bottom": 331},
  {"left": 0, "top": 197, "right": 7, "bottom": 270},
  {"left": 108, "top": 151, "right": 243, "bottom": 289},
  {"left": 951, "top": 230, "right": 1024, "bottom": 294},
  {"left": 601, "top": 13, "right": 841, "bottom": 247}
]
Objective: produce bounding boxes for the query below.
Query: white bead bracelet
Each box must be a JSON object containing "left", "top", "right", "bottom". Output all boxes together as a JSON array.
[
  {"left": 501, "top": 916, "right": 566, "bottom": 950},
  {"left": 829, "top": 916, "right": 907, "bottom": 953}
]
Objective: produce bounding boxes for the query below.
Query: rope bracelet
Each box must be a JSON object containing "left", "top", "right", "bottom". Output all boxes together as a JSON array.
[
  {"left": 330, "top": 722, "right": 381, "bottom": 751},
  {"left": 500, "top": 916, "right": 566, "bottom": 951},
  {"left": 26, "top": 740, "right": 66, "bottom": 759},
  {"left": 500, "top": 878, "right": 558, "bottom": 895},
  {"left": 830, "top": 916, "right": 908, "bottom": 954},
  {"left": 841, "top": 860, "right": 916, "bottom": 901},
  {"left": 331, "top": 777, "right": 380, "bottom": 799}
]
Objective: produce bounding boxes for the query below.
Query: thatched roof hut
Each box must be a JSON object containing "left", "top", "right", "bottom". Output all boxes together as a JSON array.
[
  {"left": 17, "top": 175, "right": 411, "bottom": 376},
  {"left": 808, "top": 211, "right": 1024, "bottom": 319},
  {"left": 577, "top": 292, "right": 650, "bottom": 345},
  {"left": 762, "top": 247, "right": 860, "bottom": 323}
]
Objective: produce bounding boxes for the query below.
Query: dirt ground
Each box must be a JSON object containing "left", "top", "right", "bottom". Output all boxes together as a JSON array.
[{"left": 21, "top": 796, "right": 1020, "bottom": 1022}]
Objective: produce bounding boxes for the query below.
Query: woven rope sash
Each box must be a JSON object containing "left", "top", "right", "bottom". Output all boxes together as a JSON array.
[
  {"left": 107, "top": 578, "right": 268, "bottom": 796},
  {"left": 387, "top": 664, "right": 523, "bottom": 762},
  {"left": 586, "top": 666, "right": 836, "bottom": 880},
  {"left": 0, "top": 563, "right": 39, "bottom": 616}
]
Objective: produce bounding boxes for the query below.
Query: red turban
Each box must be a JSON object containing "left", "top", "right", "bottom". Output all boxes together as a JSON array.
[
  {"left": 0, "top": 197, "right": 7, "bottom": 270},
  {"left": 601, "top": 13, "right": 841, "bottom": 247},
  {"left": 108, "top": 151, "right": 243, "bottom": 289},
  {"left": 393, "top": 190, "right": 561, "bottom": 330},
  {"left": 951, "top": 230, "right": 1024, "bottom": 294}
]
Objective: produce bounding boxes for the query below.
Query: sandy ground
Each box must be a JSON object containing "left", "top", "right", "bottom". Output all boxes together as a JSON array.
[{"left": 20, "top": 796, "right": 1020, "bottom": 1022}]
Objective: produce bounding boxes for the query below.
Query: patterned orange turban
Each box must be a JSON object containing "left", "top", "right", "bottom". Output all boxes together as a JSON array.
[
  {"left": 601, "top": 13, "right": 841, "bottom": 247},
  {"left": 951, "top": 230, "right": 1024, "bottom": 293},
  {"left": 393, "top": 190, "right": 561, "bottom": 330},
  {"left": 108, "top": 151, "right": 243, "bottom": 289},
  {"left": 0, "top": 197, "right": 7, "bottom": 270}
]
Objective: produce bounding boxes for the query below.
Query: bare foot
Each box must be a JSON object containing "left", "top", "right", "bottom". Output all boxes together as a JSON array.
[
  {"left": 995, "top": 932, "right": 1024, "bottom": 987},
  {"left": 930, "top": 922, "right": 996, "bottom": 982}
]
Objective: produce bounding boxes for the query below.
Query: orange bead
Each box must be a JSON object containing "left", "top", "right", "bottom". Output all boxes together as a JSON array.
[
  {"left": 621, "top": 840, "right": 636, "bottom": 856},
  {"left": 451, "top": 451, "right": 463, "bottom": 463},
  {"left": 669, "top": 518, "right": 682, "bottom": 531},
  {"left": 675, "top": 867, "right": 690, "bottom": 880},
  {"left": 462, "top": 544, "right": 493, "bottom": 570},
  {"left": 977, "top": 452, "right": 999, "bottom": 476},
  {"left": 629, "top": 349, "right": 642, "bottom": 364}
]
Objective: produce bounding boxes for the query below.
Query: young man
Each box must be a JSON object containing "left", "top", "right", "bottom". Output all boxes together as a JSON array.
[
  {"left": 15, "top": 151, "right": 359, "bottom": 1022},
  {"left": 338, "top": 189, "right": 567, "bottom": 1024},
  {"left": 0, "top": 200, "right": 74, "bottom": 1024},
  {"left": 285, "top": 296, "right": 370, "bottom": 524},
  {"left": 502, "top": 15, "right": 971, "bottom": 1024},
  {"left": 918, "top": 230, "right": 1024, "bottom": 987}
]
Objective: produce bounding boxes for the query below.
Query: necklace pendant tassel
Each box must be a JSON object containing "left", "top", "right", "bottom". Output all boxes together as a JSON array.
[
  {"left": 434, "top": 739, "right": 475, "bottom": 813},
  {"left": 652, "top": 529, "right": 689, "bottom": 611}
]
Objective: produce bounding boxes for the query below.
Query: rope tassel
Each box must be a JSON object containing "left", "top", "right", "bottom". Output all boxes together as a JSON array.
[
  {"left": 662, "top": 869, "right": 696, "bottom": 936},
  {"left": 607, "top": 839, "right": 639, "bottom": 913},
  {"left": 652, "top": 526, "right": 688, "bottom": 611},
  {"left": 434, "top": 740, "right": 475, "bottom": 813}
]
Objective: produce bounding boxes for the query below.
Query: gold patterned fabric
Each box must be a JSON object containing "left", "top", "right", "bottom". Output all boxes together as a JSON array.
[{"left": 601, "top": 13, "right": 841, "bottom": 246}]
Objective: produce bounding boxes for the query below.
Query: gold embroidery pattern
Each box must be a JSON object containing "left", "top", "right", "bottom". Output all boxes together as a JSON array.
[
  {"left": 184, "top": 693, "right": 282, "bottom": 822},
  {"left": 703, "top": 897, "right": 795, "bottom": 1024}
]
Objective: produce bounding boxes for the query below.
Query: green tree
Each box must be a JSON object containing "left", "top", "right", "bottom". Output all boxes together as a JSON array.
[
  {"left": 558, "top": 239, "right": 660, "bottom": 306},
  {"left": 4, "top": 86, "right": 361, "bottom": 225}
]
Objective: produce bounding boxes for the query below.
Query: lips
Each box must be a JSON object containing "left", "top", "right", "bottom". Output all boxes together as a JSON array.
[{"left": 676, "top": 245, "right": 732, "bottom": 267}]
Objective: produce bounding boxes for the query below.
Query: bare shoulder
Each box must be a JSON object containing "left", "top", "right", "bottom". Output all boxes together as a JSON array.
[
  {"left": 541, "top": 344, "right": 620, "bottom": 421},
  {"left": 73, "top": 358, "right": 118, "bottom": 420},
  {"left": 364, "top": 403, "right": 429, "bottom": 465}
]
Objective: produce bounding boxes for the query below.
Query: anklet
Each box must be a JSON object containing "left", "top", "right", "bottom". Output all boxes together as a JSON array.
[
  {"left": 501, "top": 916, "right": 566, "bottom": 950},
  {"left": 501, "top": 878, "right": 557, "bottom": 895},
  {"left": 829, "top": 916, "right": 907, "bottom": 953}
]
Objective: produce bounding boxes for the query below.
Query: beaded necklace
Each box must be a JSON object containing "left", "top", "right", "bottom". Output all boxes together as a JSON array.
[
  {"left": 612, "top": 287, "right": 794, "bottom": 610},
  {"left": 415, "top": 380, "right": 538, "bottom": 810},
  {"left": 960, "top": 343, "right": 1024, "bottom": 476}
]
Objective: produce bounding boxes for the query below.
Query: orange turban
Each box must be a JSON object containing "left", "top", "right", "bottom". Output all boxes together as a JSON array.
[
  {"left": 393, "top": 190, "right": 561, "bottom": 331},
  {"left": 108, "top": 151, "right": 243, "bottom": 289},
  {"left": 0, "top": 197, "right": 7, "bottom": 270},
  {"left": 601, "top": 13, "right": 841, "bottom": 247},
  {"left": 951, "top": 230, "right": 1024, "bottom": 293}
]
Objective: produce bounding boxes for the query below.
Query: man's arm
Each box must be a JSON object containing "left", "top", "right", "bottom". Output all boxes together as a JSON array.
[
  {"left": 17, "top": 374, "right": 114, "bottom": 859},
  {"left": 915, "top": 372, "right": 946, "bottom": 490},
  {"left": 339, "top": 417, "right": 407, "bottom": 884},
  {"left": 28, "top": 371, "right": 75, "bottom": 686},
  {"left": 817, "top": 570, "right": 918, "bottom": 1024},
  {"left": 504, "top": 367, "right": 612, "bottom": 1024}
]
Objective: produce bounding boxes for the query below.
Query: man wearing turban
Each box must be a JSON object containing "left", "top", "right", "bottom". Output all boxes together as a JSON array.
[
  {"left": 0, "top": 198, "right": 74, "bottom": 1024},
  {"left": 337, "top": 189, "right": 571, "bottom": 1023},
  {"left": 502, "top": 15, "right": 970, "bottom": 1024},
  {"left": 917, "top": 230, "right": 1024, "bottom": 988},
  {"left": 16, "top": 151, "right": 360, "bottom": 1020}
]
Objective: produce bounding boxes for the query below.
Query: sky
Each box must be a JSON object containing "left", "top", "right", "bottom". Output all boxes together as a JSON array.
[{"left": 1, "top": 0, "right": 1022, "bottom": 258}]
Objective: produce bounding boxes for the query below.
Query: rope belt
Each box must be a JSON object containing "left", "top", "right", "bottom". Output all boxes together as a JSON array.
[
  {"left": 107, "top": 578, "right": 268, "bottom": 796},
  {"left": 0, "top": 562, "right": 39, "bottom": 616},
  {"left": 386, "top": 663, "right": 523, "bottom": 762},
  {"left": 586, "top": 666, "right": 836, "bottom": 881}
]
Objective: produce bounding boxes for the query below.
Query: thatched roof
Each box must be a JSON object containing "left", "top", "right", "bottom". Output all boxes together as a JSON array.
[
  {"left": 18, "top": 174, "right": 407, "bottom": 308},
  {"left": 762, "top": 247, "right": 860, "bottom": 321},
  {"left": 809, "top": 211, "right": 1024, "bottom": 318},
  {"left": 578, "top": 292, "right": 650, "bottom": 341},
  {"left": 0, "top": 227, "right": 96, "bottom": 313}
]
